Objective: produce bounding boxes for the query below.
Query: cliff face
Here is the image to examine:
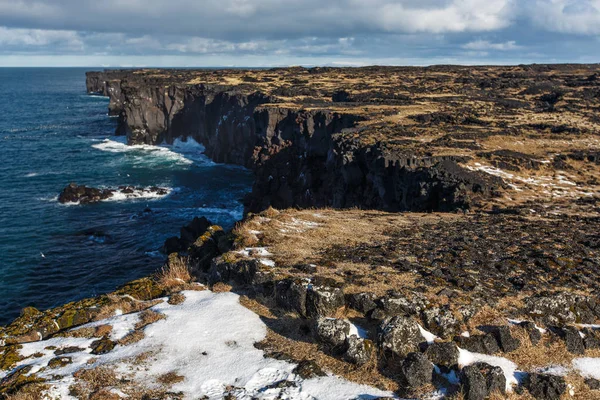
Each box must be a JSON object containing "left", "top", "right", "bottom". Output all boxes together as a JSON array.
[{"left": 88, "top": 68, "right": 559, "bottom": 214}]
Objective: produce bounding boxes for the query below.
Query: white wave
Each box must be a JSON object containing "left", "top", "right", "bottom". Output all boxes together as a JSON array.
[
  {"left": 104, "top": 187, "right": 173, "bottom": 202},
  {"left": 92, "top": 137, "right": 212, "bottom": 166},
  {"left": 24, "top": 172, "right": 39, "bottom": 178},
  {"left": 87, "top": 94, "right": 110, "bottom": 99},
  {"left": 38, "top": 195, "right": 58, "bottom": 202}
]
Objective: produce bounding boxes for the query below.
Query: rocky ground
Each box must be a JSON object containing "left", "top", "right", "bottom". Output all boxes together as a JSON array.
[{"left": 1, "top": 65, "right": 599, "bottom": 399}]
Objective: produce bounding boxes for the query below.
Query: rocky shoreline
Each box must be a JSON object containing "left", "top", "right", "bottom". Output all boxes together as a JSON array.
[
  {"left": 58, "top": 183, "right": 170, "bottom": 204},
  {"left": 1, "top": 65, "right": 600, "bottom": 399}
]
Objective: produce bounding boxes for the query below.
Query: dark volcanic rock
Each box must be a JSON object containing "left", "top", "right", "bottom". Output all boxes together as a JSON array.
[
  {"left": 422, "top": 306, "right": 461, "bottom": 338},
  {"left": 585, "top": 378, "right": 600, "bottom": 390},
  {"left": 454, "top": 334, "right": 500, "bottom": 355},
  {"left": 292, "top": 360, "right": 326, "bottom": 379},
  {"left": 347, "top": 292, "right": 378, "bottom": 314},
  {"left": 525, "top": 373, "right": 567, "bottom": 400},
  {"left": 486, "top": 326, "right": 520, "bottom": 353},
  {"left": 558, "top": 326, "right": 585, "bottom": 354},
  {"left": 460, "top": 363, "right": 506, "bottom": 400},
  {"left": 344, "top": 336, "right": 374, "bottom": 366},
  {"left": 275, "top": 279, "right": 309, "bottom": 316},
  {"left": 305, "top": 281, "right": 345, "bottom": 318},
  {"left": 378, "top": 316, "right": 422, "bottom": 357},
  {"left": 517, "top": 321, "right": 542, "bottom": 345},
  {"left": 58, "top": 183, "right": 113, "bottom": 204},
  {"left": 58, "top": 183, "right": 169, "bottom": 205},
  {"left": 424, "top": 342, "right": 460, "bottom": 369},
  {"left": 314, "top": 318, "right": 350, "bottom": 352},
  {"left": 399, "top": 352, "right": 434, "bottom": 388}
]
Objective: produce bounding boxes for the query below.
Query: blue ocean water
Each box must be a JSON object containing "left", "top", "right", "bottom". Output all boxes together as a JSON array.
[{"left": 0, "top": 68, "right": 252, "bottom": 325}]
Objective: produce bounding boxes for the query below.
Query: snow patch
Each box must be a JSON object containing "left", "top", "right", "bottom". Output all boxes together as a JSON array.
[
  {"left": 573, "top": 358, "right": 600, "bottom": 380},
  {"left": 11, "top": 290, "right": 393, "bottom": 399},
  {"left": 418, "top": 324, "right": 438, "bottom": 344}
]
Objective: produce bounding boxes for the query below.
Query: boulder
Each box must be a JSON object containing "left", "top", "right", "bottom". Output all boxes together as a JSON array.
[
  {"left": 559, "top": 326, "right": 585, "bottom": 354},
  {"left": 344, "top": 336, "right": 374, "bottom": 365},
  {"left": 460, "top": 362, "right": 506, "bottom": 400},
  {"left": 275, "top": 279, "right": 309, "bottom": 316},
  {"left": 314, "top": 318, "right": 350, "bottom": 352},
  {"left": 582, "top": 328, "right": 600, "bottom": 350},
  {"left": 422, "top": 306, "right": 461, "bottom": 338},
  {"left": 454, "top": 334, "right": 500, "bottom": 355},
  {"left": 424, "top": 342, "right": 460, "bottom": 369},
  {"left": 305, "top": 281, "right": 345, "bottom": 318},
  {"left": 347, "top": 292, "right": 378, "bottom": 314},
  {"left": 399, "top": 352, "right": 434, "bottom": 388},
  {"left": 378, "top": 316, "right": 422, "bottom": 357},
  {"left": 292, "top": 360, "right": 326, "bottom": 379},
  {"left": 488, "top": 326, "right": 520, "bottom": 353},
  {"left": 526, "top": 373, "right": 567, "bottom": 400}
]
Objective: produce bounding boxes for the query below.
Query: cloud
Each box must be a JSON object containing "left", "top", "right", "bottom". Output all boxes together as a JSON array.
[
  {"left": 0, "top": 0, "right": 598, "bottom": 65},
  {"left": 462, "top": 40, "right": 522, "bottom": 51},
  {"left": 527, "top": 0, "right": 600, "bottom": 35},
  {"left": 0, "top": 27, "right": 83, "bottom": 50}
]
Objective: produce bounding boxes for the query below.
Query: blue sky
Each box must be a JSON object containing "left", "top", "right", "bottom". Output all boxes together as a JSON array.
[{"left": 0, "top": 0, "right": 599, "bottom": 66}]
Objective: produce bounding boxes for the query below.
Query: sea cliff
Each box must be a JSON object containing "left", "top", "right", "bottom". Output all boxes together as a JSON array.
[{"left": 1, "top": 65, "right": 600, "bottom": 399}]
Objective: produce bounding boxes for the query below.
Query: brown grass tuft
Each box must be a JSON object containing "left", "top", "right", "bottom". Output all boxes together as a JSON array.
[
  {"left": 157, "top": 371, "right": 185, "bottom": 386},
  {"left": 167, "top": 292, "right": 186, "bottom": 305},
  {"left": 117, "top": 330, "right": 145, "bottom": 346},
  {"left": 134, "top": 310, "right": 166, "bottom": 330},
  {"left": 65, "top": 324, "right": 113, "bottom": 339},
  {"left": 211, "top": 282, "right": 233, "bottom": 293},
  {"left": 156, "top": 256, "right": 192, "bottom": 288}
]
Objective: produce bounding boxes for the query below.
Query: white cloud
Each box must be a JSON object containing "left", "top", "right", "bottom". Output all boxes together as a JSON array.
[
  {"left": 462, "top": 40, "right": 522, "bottom": 51},
  {"left": 528, "top": 0, "right": 600, "bottom": 35},
  {"left": 0, "top": 27, "right": 82, "bottom": 50}
]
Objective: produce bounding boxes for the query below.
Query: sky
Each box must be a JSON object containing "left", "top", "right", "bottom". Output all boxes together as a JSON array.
[{"left": 0, "top": 0, "right": 599, "bottom": 67}]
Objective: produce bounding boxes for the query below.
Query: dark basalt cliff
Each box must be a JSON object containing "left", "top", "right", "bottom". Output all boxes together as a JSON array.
[{"left": 85, "top": 68, "right": 505, "bottom": 214}]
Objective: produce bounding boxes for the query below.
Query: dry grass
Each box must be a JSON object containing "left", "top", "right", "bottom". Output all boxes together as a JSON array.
[
  {"left": 70, "top": 366, "right": 119, "bottom": 398},
  {"left": 211, "top": 282, "right": 233, "bottom": 293},
  {"left": 156, "top": 256, "right": 192, "bottom": 288},
  {"left": 117, "top": 330, "right": 145, "bottom": 346},
  {"left": 134, "top": 310, "right": 166, "bottom": 330},
  {"left": 64, "top": 324, "right": 113, "bottom": 339},
  {"left": 156, "top": 371, "right": 185, "bottom": 386},
  {"left": 94, "top": 295, "right": 163, "bottom": 321},
  {"left": 3, "top": 383, "right": 49, "bottom": 400},
  {"left": 167, "top": 292, "right": 186, "bottom": 305},
  {"left": 506, "top": 326, "right": 600, "bottom": 372}
]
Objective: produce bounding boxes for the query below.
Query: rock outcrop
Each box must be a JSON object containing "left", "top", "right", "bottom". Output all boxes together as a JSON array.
[
  {"left": 58, "top": 183, "right": 169, "bottom": 204},
  {"left": 85, "top": 68, "right": 508, "bottom": 214}
]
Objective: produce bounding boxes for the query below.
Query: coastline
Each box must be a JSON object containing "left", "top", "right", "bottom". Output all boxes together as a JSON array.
[{"left": 2, "top": 65, "right": 600, "bottom": 399}]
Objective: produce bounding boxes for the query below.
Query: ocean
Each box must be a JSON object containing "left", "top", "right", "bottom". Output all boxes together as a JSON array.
[{"left": 0, "top": 68, "right": 252, "bottom": 325}]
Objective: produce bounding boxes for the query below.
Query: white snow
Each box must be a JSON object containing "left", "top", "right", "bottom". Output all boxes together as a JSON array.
[
  {"left": 8, "top": 291, "right": 394, "bottom": 400},
  {"left": 458, "top": 348, "right": 519, "bottom": 391},
  {"left": 507, "top": 318, "right": 547, "bottom": 334},
  {"left": 236, "top": 247, "right": 273, "bottom": 258},
  {"left": 418, "top": 324, "right": 438, "bottom": 344},
  {"left": 259, "top": 259, "right": 275, "bottom": 267},
  {"left": 348, "top": 322, "right": 369, "bottom": 339},
  {"left": 536, "top": 365, "right": 570, "bottom": 376},
  {"left": 573, "top": 358, "right": 600, "bottom": 380}
]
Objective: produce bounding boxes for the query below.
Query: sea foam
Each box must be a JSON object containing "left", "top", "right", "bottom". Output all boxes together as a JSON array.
[{"left": 92, "top": 137, "right": 211, "bottom": 166}]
